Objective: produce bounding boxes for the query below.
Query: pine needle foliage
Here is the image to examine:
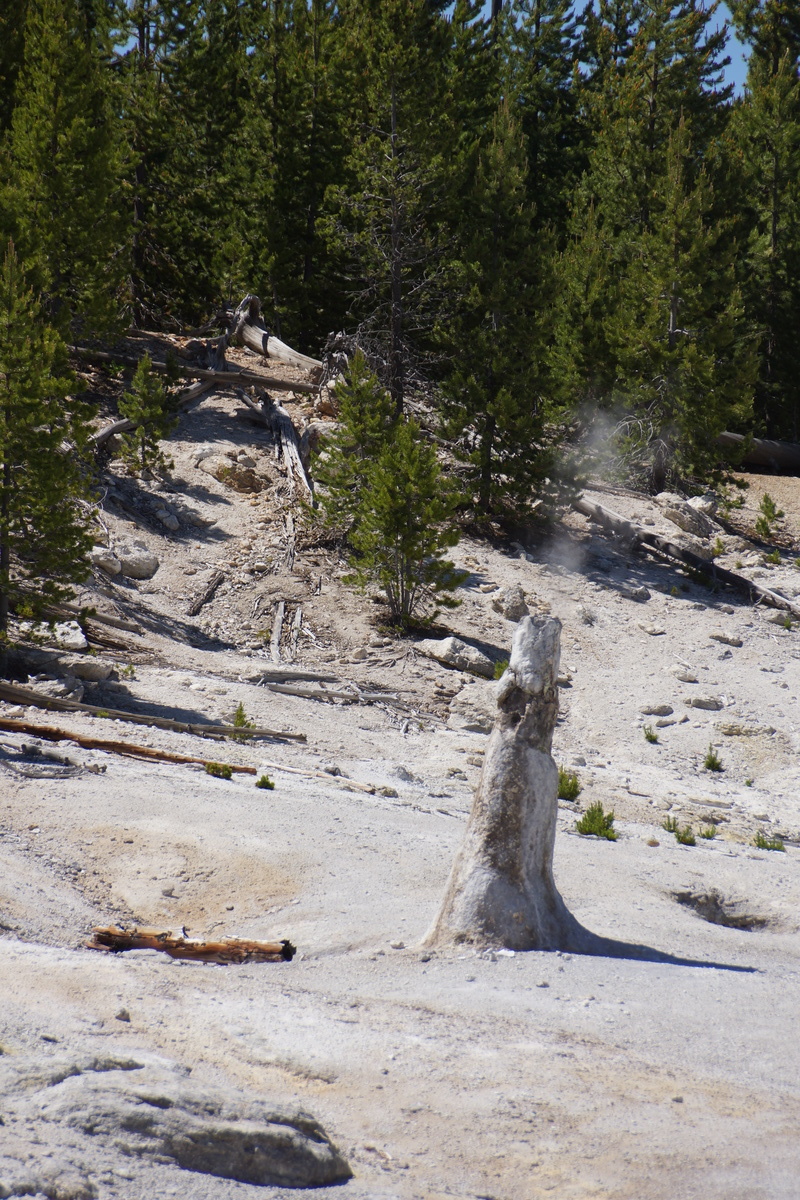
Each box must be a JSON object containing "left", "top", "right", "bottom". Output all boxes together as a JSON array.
[
  {"left": 117, "top": 355, "right": 178, "bottom": 474},
  {"left": 0, "top": 241, "right": 94, "bottom": 653},
  {"left": 575, "top": 801, "right": 617, "bottom": 840}
]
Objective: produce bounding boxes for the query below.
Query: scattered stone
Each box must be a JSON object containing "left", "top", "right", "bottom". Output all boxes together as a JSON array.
[
  {"left": 321, "top": 762, "right": 343, "bottom": 776},
  {"left": 56, "top": 655, "right": 113, "bottom": 682},
  {"left": 766, "top": 610, "right": 793, "bottom": 627},
  {"left": 376, "top": 786, "right": 399, "bottom": 798},
  {"left": 350, "top": 647, "right": 369, "bottom": 661},
  {"left": 716, "top": 722, "right": 775, "bottom": 738},
  {"left": 640, "top": 704, "right": 673, "bottom": 716},
  {"left": 26, "top": 674, "right": 84, "bottom": 703},
  {"left": 672, "top": 533, "right": 715, "bottom": 560},
  {"left": 709, "top": 632, "right": 743, "bottom": 647},
  {"left": 639, "top": 624, "right": 665, "bottom": 636},
  {"left": 687, "top": 494, "right": 718, "bottom": 517},
  {"left": 115, "top": 1009, "right": 131, "bottom": 1023},
  {"left": 236, "top": 452, "right": 257, "bottom": 468},
  {"left": 670, "top": 665, "right": 698, "bottom": 683},
  {"left": 621, "top": 585, "right": 650, "bottom": 602},
  {"left": 89, "top": 546, "right": 122, "bottom": 576},
  {"left": 415, "top": 636, "right": 494, "bottom": 678},
  {"left": 663, "top": 503, "right": 715, "bottom": 539},
  {"left": 685, "top": 696, "right": 725, "bottom": 711},
  {"left": 655, "top": 715, "right": 688, "bottom": 727},
  {"left": 491, "top": 584, "right": 529, "bottom": 622},
  {"left": 116, "top": 541, "right": 160, "bottom": 580},
  {"left": 154, "top": 507, "right": 180, "bottom": 531},
  {"left": 393, "top": 765, "right": 417, "bottom": 783}
]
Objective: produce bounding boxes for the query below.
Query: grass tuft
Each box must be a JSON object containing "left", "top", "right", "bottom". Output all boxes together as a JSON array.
[
  {"left": 704, "top": 744, "right": 723, "bottom": 772},
  {"left": 493, "top": 658, "right": 509, "bottom": 680},
  {"left": 255, "top": 774, "right": 275, "bottom": 790},
  {"left": 675, "top": 824, "right": 696, "bottom": 846},
  {"left": 753, "top": 830, "right": 785, "bottom": 852},
  {"left": 643, "top": 724, "right": 659, "bottom": 744}
]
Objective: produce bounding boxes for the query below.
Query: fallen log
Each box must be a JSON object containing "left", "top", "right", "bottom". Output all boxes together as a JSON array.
[
  {"left": 87, "top": 925, "right": 295, "bottom": 963},
  {"left": 574, "top": 496, "right": 800, "bottom": 619},
  {"left": 187, "top": 569, "right": 225, "bottom": 617},
  {"left": 0, "top": 717, "right": 257, "bottom": 773},
  {"left": 718, "top": 431, "right": 800, "bottom": 474},
  {"left": 230, "top": 295, "right": 322, "bottom": 373},
  {"left": 0, "top": 681, "right": 306, "bottom": 742},
  {"left": 90, "top": 379, "right": 217, "bottom": 449},
  {"left": 237, "top": 391, "right": 313, "bottom": 499},
  {"left": 73, "top": 347, "right": 315, "bottom": 395},
  {"left": 270, "top": 601, "right": 286, "bottom": 663}
]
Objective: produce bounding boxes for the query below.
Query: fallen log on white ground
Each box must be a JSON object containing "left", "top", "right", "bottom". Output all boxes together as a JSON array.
[
  {"left": 0, "top": 681, "right": 306, "bottom": 742},
  {"left": 574, "top": 495, "right": 800, "bottom": 620},
  {"left": 230, "top": 294, "right": 322, "bottom": 374},
  {"left": 73, "top": 346, "right": 316, "bottom": 394},
  {"left": 87, "top": 925, "right": 296, "bottom": 963}
]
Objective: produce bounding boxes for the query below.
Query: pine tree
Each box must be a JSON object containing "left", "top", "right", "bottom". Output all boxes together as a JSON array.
[
  {"left": 439, "top": 100, "right": 559, "bottom": 519},
  {"left": 730, "top": 0, "right": 800, "bottom": 437},
  {"left": 1, "top": 0, "right": 127, "bottom": 332},
  {"left": 0, "top": 241, "right": 94, "bottom": 654},
  {"left": 117, "top": 353, "right": 178, "bottom": 474},
  {"left": 349, "top": 418, "right": 465, "bottom": 626},
  {"left": 313, "top": 350, "right": 397, "bottom": 529}
]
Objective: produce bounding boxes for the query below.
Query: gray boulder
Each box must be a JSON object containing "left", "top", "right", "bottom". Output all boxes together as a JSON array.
[
  {"left": 416, "top": 636, "right": 495, "bottom": 678},
  {"left": 663, "top": 503, "right": 715, "bottom": 539},
  {"left": 89, "top": 546, "right": 122, "bottom": 576},
  {"left": 447, "top": 681, "right": 498, "bottom": 733},
  {"left": 115, "top": 541, "right": 159, "bottom": 580},
  {"left": 491, "top": 583, "right": 529, "bottom": 622}
]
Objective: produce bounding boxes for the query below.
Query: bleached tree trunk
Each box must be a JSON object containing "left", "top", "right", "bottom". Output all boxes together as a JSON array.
[{"left": 425, "top": 616, "right": 589, "bottom": 951}]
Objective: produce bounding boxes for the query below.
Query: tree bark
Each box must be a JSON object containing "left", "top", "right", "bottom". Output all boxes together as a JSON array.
[
  {"left": 229, "top": 294, "right": 323, "bottom": 373},
  {"left": 425, "top": 616, "right": 589, "bottom": 951}
]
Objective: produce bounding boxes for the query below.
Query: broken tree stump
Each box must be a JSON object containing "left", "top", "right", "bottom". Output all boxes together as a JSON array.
[{"left": 424, "top": 615, "right": 589, "bottom": 952}]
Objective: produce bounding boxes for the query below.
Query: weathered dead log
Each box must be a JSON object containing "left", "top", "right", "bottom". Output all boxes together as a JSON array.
[
  {"left": 90, "top": 379, "right": 217, "bottom": 449},
  {"left": 0, "top": 717, "right": 257, "bottom": 773},
  {"left": 425, "top": 617, "right": 590, "bottom": 951},
  {"left": 0, "top": 681, "right": 306, "bottom": 742},
  {"left": 574, "top": 495, "right": 800, "bottom": 619},
  {"left": 230, "top": 295, "right": 322, "bottom": 374},
  {"left": 41, "top": 602, "right": 142, "bottom": 634},
  {"left": 718, "top": 431, "right": 800, "bottom": 474},
  {"left": 237, "top": 390, "right": 313, "bottom": 499},
  {"left": 73, "top": 346, "right": 315, "bottom": 394},
  {"left": 187, "top": 569, "right": 225, "bottom": 617},
  {"left": 87, "top": 925, "right": 295, "bottom": 963},
  {"left": 270, "top": 601, "right": 286, "bottom": 663}
]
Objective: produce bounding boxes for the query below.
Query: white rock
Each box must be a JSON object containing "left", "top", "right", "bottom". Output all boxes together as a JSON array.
[
  {"left": 154, "top": 508, "right": 180, "bottom": 531},
  {"left": 47, "top": 621, "right": 89, "bottom": 652},
  {"left": 416, "top": 636, "right": 495, "bottom": 678},
  {"left": 663, "top": 503, "right": 715, "bottom": 539},
  {"left": 89, "top": 546, "right": 122, "bottom": 576},
  {"left": 491, "top": 583, "right": 529, "bottom": 621},
  {"left": 447, "top": 681, "right": 497, "bottom": 733},
  {"left": 115, "top": 541, "right": 160, "bottom": 580},
  {"left": 686, "top": 695, "right": 724, "bottom": 711},
  {"left": 56, "top": 655, "right": 113, "bottom": 682}
]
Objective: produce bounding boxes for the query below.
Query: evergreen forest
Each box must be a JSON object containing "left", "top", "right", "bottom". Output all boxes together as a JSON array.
[{"left": 1, "top": 0, "right": 800, "bottom": 612}]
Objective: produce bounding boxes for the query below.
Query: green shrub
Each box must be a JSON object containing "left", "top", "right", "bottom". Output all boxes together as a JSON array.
[
  {"left": 231, "top": 701, "right": 255, "bottom": 741},
  {"left": 643, "top": 724, "right": 658, "bottom": 744},
  {"left": 704, "top": 744, "right": 723, "bottom": 772},
  {"left": 493, "top": 658, "right": 509, "bottom": 680},
  {"left": 662, "top": 816, "right": 679, "bottom": 833},
  {"left": 712, "top": 537, "right": 725, "bottom": 558},
  {"left": 557, "top": 767, "right": 581, "bottom": 802},
  {"left": 675, "top": 824, "right": 696, "bottom": 846},
  {"left": 760, "top": 493, "right": 783, "bottom": 524},
  {"left": 699, "top": 825, "right": 717, "bottom": 840},
  {"left": 575, "top": 802, "right": 617, "bottom": 840},
  {"left": 255, "top": 774, "right": 275, "bottom": 790},
  {"left": 765, "top": 549, "right": 781, "bottom": 566},
  {"left": 205, "top": 761, "right": 232, "bottom": 780},
  {"left": 754, "top": 830, "right": 784, "bottom": 852}
]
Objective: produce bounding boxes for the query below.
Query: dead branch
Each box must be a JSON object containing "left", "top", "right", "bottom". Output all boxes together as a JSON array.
[
  {"left": 574, "top": 496, "right": 800, "bottom": 619},
  {"left": 0, "top": 717, "right": 256, "bottom": 773},
  {"left": 229, "top": 295, "right": 322, "bottom": 374},
  {"left": 187, "top": 570, "right": 225, "bottom": 617},
  {"left": 87, "top": 925, "right": 295, "bottom": 963},
  {"left": 0, "top": 681, "right": 306, "bottom": 742},
  {"left": 73, "top": 347, "right": 316, "bottom": 394},
  {"left": 270, "top": 601, "right": 286, "bottom": 663},
  {"left": 90, "top": 379, "right": 217, "bottom": 450}
]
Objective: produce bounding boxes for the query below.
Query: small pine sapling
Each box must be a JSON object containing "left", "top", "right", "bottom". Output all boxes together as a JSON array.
[
  {"left": 493, "top": 658, "right": 509, "bottom": 680},
  {"left": 255, "top": 774, "right": 275, "bottom": 790},
  {"left": 557, "top": 767, "right": 581, "bottom": 801},
  {"left": 704, "top": 744, "right": 723, "bottom": 772},
  {"left": 575, "top": 802, "right": 617, "bottom": 840},
  {"left": 205, "top": 762, "right": 232, "bottom": 780},
  {"left": 643, "top": 724, "right": 659, "bottom": 743},
  {"left": 753, "top": 830, "right": 785, "bottom": 851},
  {"left": 232, "top": 702, "right": 255, "bottom": 741},
  {"left": 117, "top": 354, "right": 178, "bottom": 474},
  {"left": 699, "top": 825, "right": 717, "bottom": 839},
  {"left": 675, "top": 824, "right": 696, "bottom": 846},
  {"left": 662, "top": 816, "right": 679, "bottom": 833}
]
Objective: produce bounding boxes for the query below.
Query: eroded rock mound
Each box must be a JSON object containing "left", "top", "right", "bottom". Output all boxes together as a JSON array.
[{"left": 0, "top": 1051, "right": 351, "bottom": 1191}]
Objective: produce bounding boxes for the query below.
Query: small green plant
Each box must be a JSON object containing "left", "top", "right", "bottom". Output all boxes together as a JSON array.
[
  {"left": 699, "top": 825, "right": 717, "bottom": 840},
  {"left": 753, "top": 829, "right": 785, "bottom": 852},
  {"left": 781, "top": 615, "right": 793, "bottom": 631},
  {"left": 643, "top": 724, "right": 659, "bottom": 744},
  {"left": 760, "top": 492, "right": 784, "bottom": 523},
  {"left": 765, "top": 549, "right": 781, "bottom": 566},
  {"left": 95, "top": 709, "right": 110, "bottom": 719},
  {"left": 712, "top": 537, "right": 725, "bottom": 558},
  {"left": 255, "top": 774, "right": 275, "bottom": 790},
  {"left": 117, "top": 353, "right": 178, "bottom": 474},
  {"left": 794, "top": 558, "right": 800, "bottom": 570},
  {"left": 231, "top": 701, "right": 255, "bottom": 741},
  {"left": 704, "top": 744, "right": 723, "bottom": 772},
  {"left": 493, "top": 658, "right": 509, "bottom": 680},
  {"left": 576, "top": 802, "right": 617, "bottom": 840},
  {"left": 670, "top": 585, "right": 679, "bottom": 597},
  {"left": 558, "top": 766, "right": 582, "bottom": 802},
  {"left": 120, "top": 663, "right": 136, "bottom": 679},
  {"left": 745, "top": 778, "right": 754, "bottom": 787},
  {"left": 662, "top": 815, "right": 679, "bottom": 834},
  {"left": 735, "top": 559, "right": 743, "bottom": 570},
  {"left": 675, "top": 824, "right": 696, "bottom": 846},
  {"left": 205, "top": 761, "right": 232, "bottom": 780}
]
